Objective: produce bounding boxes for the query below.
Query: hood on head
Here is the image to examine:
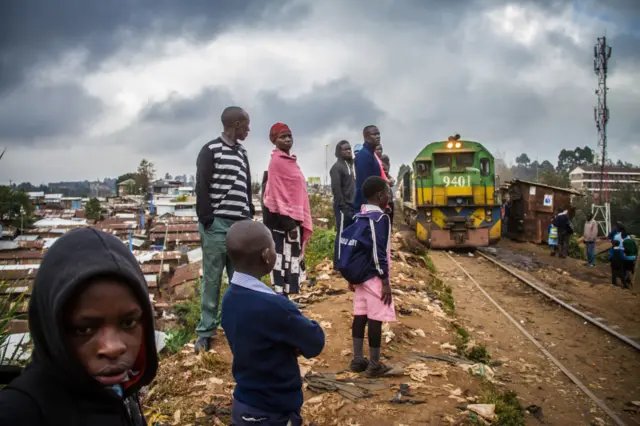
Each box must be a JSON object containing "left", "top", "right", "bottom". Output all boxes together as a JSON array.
[{"left": 28, "top": 227, "right": 158, "bottom": 395}]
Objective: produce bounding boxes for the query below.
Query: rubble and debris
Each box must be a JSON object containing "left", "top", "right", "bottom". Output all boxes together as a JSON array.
[
  {"left": 466, "top": 404, "right": 496, "bottom": 421},
  {"left": 304, "top": 372, "right": 387, "bottom": 402}
]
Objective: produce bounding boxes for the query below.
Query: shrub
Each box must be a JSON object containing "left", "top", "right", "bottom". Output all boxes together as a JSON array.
[{"left": 305, "top": 228, "right": 336, "bottom": 272}]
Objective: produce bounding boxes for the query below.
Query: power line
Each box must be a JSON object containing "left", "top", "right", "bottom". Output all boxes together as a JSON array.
[{"left": 593, "top": 35, "right": 612, "bottom": 203}]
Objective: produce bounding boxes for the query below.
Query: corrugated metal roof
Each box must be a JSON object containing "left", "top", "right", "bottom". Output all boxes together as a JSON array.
[
  {"left": 510, "top": 179, "right": 583, "bottom": 195},
  {"left": 0, "top": 241, "right": 20, "bottom": 251},
  {"left": 33, "top": 218, "right": 87, "bottom": 227}
]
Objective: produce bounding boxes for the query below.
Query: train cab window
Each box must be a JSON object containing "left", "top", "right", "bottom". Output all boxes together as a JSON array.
[
  {"left": 480, "top": 158, "right": 490, "bottom": 176},
  {"left": 416, "top": 160, "right": 432, "bottom": 177},
  {"left": 434, "top": 153, "right": 452, "bottom": 168},
  {"left": 456, "top": 152, "right": 474, "bottom": 167}
]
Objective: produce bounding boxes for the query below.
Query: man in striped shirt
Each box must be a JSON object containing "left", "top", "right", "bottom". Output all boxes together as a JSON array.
[{"left": 194, "top": 106, "right": 255, "bottom": 353}]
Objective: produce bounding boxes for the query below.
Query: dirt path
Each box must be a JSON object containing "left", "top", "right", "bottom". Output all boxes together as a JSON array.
[
  {"left": 491, "top": 240, "right": 640, "bottom": 342},
  {"left": 145, "top": 238, "right": 542, "bottom": 425},
  {"left": 430, "top": 250, "right": 640, "bottom": 426}
]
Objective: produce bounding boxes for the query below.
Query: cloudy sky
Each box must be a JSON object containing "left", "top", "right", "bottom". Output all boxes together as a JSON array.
[{"left": 1, "top": 0, "right": 639, "bottom": 185}]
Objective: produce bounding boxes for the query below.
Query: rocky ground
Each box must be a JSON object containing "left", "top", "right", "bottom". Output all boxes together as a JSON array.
[{"left": 142, "top": 230, "right": 640, "bottom": 425}]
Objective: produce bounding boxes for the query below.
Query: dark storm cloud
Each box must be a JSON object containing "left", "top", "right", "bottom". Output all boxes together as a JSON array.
[
  {"left": 0, "top": 83, "right": 103, "bottom": 144},
  {"left": 139, "top": 89, "right": 235, "bottom": 125},
  {"left": 112, "top": 78, "right": 383, "bottom": 153},
  {"left": 253, "top": 78, "right": 385, "bottom": 143},
  {"left": 0, "top": 0, "right": 301, "bottom": 92}
]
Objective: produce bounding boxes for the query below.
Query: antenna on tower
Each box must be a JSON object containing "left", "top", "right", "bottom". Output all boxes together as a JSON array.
[{"left": 593, "top": 35, "right": 612, "bottom": 203}]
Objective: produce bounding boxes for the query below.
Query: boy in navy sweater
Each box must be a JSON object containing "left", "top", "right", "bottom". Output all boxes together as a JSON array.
[
  {"left": 221, "top": 220, "right": 325, "bottom": 426},
  {"left": 339, "top": 176, "right": 396, "bottom": 378}
]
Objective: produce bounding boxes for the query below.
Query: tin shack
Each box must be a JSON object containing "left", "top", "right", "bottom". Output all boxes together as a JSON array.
[{"left": 505, "top": 179, "right": 581, "bottom": 244}]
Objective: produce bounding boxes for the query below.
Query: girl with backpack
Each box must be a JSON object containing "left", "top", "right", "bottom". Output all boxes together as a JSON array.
[{"left": 336, "top": 176, "right": 396, "bottom": 377}]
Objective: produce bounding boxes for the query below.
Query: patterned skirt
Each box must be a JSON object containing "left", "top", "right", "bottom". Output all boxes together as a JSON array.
[{"left": 270, "top": 226, "right": 306, "bottom": 295}]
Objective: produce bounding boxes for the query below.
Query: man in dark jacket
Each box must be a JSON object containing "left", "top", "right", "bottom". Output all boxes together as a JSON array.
[
  {"left": 353, "top": 125, "right": 382, "bottom": 211},
  {"left": 330, "top": 140, "right": 355, "bottom": 267},
  {"left": 553, "top": 208, "right": 574, "bottom": 258},
  {"left": 0, "top": 228, "right": 158, "bottom": 426},
  {"left": 195, "top": 106, "right": 255, "bottom": 353}
]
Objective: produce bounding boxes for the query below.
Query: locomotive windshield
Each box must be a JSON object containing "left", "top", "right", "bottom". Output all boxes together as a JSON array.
[
  {"left": 456, "top": 152, "right": 474, "bottom": 167},
  {"left": 433, "top": 153, "right": 452, "bottom": 168}
]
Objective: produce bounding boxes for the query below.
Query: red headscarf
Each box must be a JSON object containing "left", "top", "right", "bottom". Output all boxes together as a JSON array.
[{"left": 269, "top": 122, "right": 291, "bottom": 143}]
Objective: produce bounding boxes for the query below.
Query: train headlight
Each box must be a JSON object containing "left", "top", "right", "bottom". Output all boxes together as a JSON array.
[
  {"left": 456, "top": 198, "right": 463, "bottom": 205},
  {"left": 486, "top": 209, "right": 493, "bottom": 222},
  {"left": 447, "top": 142, "right": 454, "bottom": 149},
  {"left": 426, "top": 211, "right": 432, "bottom": 216},
  {"left": 455, "top": 142, "right": 461, "bottom": 148}
]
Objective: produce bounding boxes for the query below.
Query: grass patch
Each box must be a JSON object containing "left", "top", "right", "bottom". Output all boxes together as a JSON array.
[
  {"left": 430, "top": 279, "right": 455, "bottom": 314},
  {"left": 467, "top": 344, "right": 491, "bottom": 364},
  {"left": 478, "top": 383, "right": 525, "bottom": 425},
  {"left": 423, "top": 254, "right": 437, "bottom": 274},
  {"left": 453, "top": 324, "right": 470, "bottom": 354},
  {"left": 421, "top": 253, "right": 455, "bottom": 314},
  {"left": 164, "top": 295, "right": 200, "bottom": 355},
  {"left": 305, "top": 227, "right": 336, "bottom": 271}
]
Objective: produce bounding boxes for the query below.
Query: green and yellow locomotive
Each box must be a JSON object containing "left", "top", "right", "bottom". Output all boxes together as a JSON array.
[{"left": 397, "top": 135, "right": 501, "bottom": 249}]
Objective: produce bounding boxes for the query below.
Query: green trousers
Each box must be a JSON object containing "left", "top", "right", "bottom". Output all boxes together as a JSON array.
[{"left": 197, "top": 218, "right": 234, "bottom": 338}]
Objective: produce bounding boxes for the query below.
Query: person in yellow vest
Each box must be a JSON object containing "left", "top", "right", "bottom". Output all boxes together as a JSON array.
[{"left": 548, "top": 220, "right": 559, "bottom": 256}]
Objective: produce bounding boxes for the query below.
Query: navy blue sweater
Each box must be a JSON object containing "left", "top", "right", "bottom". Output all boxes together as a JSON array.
[
  {"left": 221, "top": 276, "right": 325, "bottom": 413},
  {"left": 353, "top": 142, "right": 382, "bottom": 210}
]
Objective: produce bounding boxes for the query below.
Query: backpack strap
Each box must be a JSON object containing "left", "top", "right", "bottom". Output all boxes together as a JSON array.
[{"left": 367, "top": 212, "right": 390, "bottom": 277}]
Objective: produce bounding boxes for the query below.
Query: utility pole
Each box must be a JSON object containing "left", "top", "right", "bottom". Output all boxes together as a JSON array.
[
  {"left": 324, "top": 144, "right": 329, "bottom": 187},
  {"left": 592, "top": 35, "right": 612, "bottom": 236},
  {"left": 593, "top": 35, "right": 612, "bottom": 203}
]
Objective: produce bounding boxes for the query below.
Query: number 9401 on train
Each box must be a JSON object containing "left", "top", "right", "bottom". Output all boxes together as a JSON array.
[{"left": 397, "top": 135, "right": 502, "bottom": 249}]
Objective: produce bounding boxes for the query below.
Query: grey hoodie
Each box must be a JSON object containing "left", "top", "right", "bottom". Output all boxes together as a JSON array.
[{"left": 330, "top": 159, "right": 355, "bottom": 211}]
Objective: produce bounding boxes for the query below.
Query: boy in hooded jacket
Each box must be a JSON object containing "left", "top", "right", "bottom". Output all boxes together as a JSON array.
[{"left": 0, "top": 227, "right": 158, "bottom": 426}]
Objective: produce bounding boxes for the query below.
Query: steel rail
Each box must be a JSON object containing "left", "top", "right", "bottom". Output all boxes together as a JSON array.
[
  {"left": 445, "top": 252, "right": 627, "bottom": 426},
  {"left": 475, "top": 251, "right": 640, "bottom": 352}
]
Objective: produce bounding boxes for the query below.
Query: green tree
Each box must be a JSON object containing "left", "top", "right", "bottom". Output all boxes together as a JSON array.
[
  {"left": 135, "top": 159, "right": 155, "bottom": 194},
  {"left": 85, "top": 197, "right": 102, "bottom": 221},
  {"left": 116, "top": 172, "right": 139, "bottom": 195},
  {"left": 0, "top": 186, "right": 35, "bottom": 228},
  {"left": 556, "top": 146, "right": 594, "bottom": 174},
  {"left": 515, "top": 153, "right": 531, "bottom": 167}
]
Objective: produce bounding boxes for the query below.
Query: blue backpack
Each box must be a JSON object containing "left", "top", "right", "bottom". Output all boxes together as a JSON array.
[{"left": 336, "top": 211, "right": 388, "bottom": 284}]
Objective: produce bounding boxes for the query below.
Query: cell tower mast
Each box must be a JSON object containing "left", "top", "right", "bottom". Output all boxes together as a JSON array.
[{"left": 593, "top": 35, "right": 612, "bottom": 203}]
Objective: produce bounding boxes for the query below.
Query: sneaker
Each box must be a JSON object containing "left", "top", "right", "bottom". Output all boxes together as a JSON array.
[
  {"left": 365, "top": 362, "right": 392, "bottom": 378},
  {"left": 194, "top": 336, "right": 211, "bottom": 354},
  {"left": 350, "top": 357, "right": 369, "bottom": 373}
]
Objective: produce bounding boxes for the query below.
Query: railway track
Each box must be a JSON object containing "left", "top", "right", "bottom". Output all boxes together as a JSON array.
[{"left": 444, "top": 251, "right": 640, "bottom": 426}]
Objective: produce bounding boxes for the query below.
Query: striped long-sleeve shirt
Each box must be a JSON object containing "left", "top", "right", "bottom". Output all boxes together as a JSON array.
[{"left": 196, "top": 137, "right": 254, "bottom": 226}]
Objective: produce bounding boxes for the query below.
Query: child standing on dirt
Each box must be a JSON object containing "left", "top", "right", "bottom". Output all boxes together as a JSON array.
[
  {"left": 609, "top": 239, "right": 626, "bottom": 288},
  {"left": 548, "top": 222, "right": 559, "bottom": 256},
  {"left": 337, "top": 176, "right": 396, "bottom": 378},
  {"left": 221, "top": 220, "right": 325, "bottom": 426}
]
